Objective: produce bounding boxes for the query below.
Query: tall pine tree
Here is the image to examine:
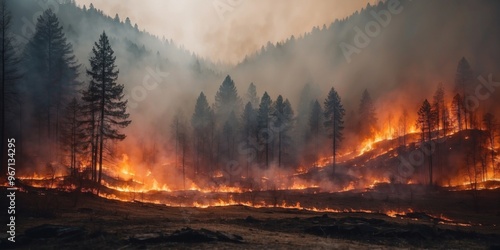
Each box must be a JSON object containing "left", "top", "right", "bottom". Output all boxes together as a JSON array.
[
  {"left": 241, "top": 101, "right": 258, "bottom": 176},
  {"left": 257, "top": 92, "right": 272, "bottom": 168},
  {"left": 271, "top": 95, "right": 294, "bottom": 168},
  {"left": 324, "top": 87, "right": 345, "bottom": 173},
  {"left": 84, "top": 31, "right": 130, "bottom": 187},
  {"left": 191, "top": 92, "right": 212, "bottom": 175},
  {"left": 23, "top": 8, "right": 79, "bottom": 161}
]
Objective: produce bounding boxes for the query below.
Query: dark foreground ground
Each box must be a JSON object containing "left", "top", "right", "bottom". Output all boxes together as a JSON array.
[{"left": 1, "top": 185, "right": 500, "bottom": 249}]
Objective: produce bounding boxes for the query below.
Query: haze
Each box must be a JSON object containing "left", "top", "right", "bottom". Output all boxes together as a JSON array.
[{"left": 75, "top": 0, "right": 377, "bottom": 64}]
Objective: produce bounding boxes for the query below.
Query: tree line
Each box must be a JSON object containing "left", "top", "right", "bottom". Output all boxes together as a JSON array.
[
  {"left": 1, "top": 2, "right": 130, "bottom": 191},
  {"left": 171, "top": 75, "right": 348, "bottom": 186}
]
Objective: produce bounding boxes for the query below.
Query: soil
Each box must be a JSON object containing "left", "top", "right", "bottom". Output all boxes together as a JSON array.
[{"left": 1, "top": 185, "right": 500, "bottom": 249}]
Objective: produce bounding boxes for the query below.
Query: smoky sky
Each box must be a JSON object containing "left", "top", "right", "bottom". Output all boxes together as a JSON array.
[{"left": 74, "top": 0, "right": 377, "bottom": 64}]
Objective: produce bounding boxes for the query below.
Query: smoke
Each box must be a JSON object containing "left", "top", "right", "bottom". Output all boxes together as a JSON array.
[
  {"left": 7, "top": 0, "right": 500, "bottom": 190},
  {"left": 74, "top": 0, "right": 378, "bottom": 64}
]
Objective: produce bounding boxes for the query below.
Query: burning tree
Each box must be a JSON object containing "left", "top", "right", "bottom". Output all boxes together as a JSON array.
[
  {"left": 323, "top": 87, "right": 345, "bottom": 173},
  {"left": 83, "top": 31, "right": 131, "bottom": 188}
]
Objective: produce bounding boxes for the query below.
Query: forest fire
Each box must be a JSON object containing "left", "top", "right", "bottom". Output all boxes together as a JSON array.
[{"left": 2, "top": 0, "right": 500, "bottom": 248}]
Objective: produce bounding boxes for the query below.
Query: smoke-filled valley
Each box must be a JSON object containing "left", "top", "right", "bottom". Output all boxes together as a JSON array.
[{"left": 1, "top": 0, "right": 500, "bottom": 248}]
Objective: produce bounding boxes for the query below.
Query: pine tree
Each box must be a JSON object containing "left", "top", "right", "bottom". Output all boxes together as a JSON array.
[
  {"left": 192, "top": 92, "right": 212, "bottom": 174},
  {"left": 0, "top": 0, "right": 21, "bottom": 175},
  {"left": 23, "top": 9, "right": 79, "bottom": 160},
  {"left": 432, "top": 83, "right": 445, "bottom": 137},
  {"left": 358, "top": 89, "right": 377, "bottom": 138},
  {"left": 271, "top": 95, "right": 294, "bottom": 168},
  {"left": 241, "top": 101, "right": 258, "bottom": 176},
  {"left": 85, "top": 31, "right": 131, "bottom": 188},
  {"left": 214, "top": 75, "right": 241, "bottom": 169},
  {"left": 417, "top": 99, "right": 434, "bottom": 186},
  {"left": 246, "top": 82, "right": 259, "bottom": 108},
  {"left": 324, "top": 87, "right": 345, "bottom": 173},
  {"left": 257, "top": 92, "right": 272, "bottom": 168},
  {"left": 215, "top": 75, "right": 241, "bottom": 122},
  {"left": 113, "top": 14, "right": 120, "bottom": 23}
]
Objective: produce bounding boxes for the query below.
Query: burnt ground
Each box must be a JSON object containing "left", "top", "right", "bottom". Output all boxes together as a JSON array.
[{"left": 1, "top": 185, "right": 500, "bottom": 249}]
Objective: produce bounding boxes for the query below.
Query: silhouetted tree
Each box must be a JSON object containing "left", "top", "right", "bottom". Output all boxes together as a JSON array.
[
  {"left": 241, "top": 101, "right": 258, "bottom": 176},
  {"left": 417, "top": 99, "right": 434, "bottom": 186},
  {"left": 215, "top": 75, "right": 241, "bottom": 166},
  {"left": 192, "top": 92, "right": 212, "bottom": 174},
  {"left": 215, "top": 75, "right": 241, "bottom": 121},
  {"left": 24, "top": 9, "right": 80, "bottom": 161},
  {"left": 324, "top": 87, "right": 345, "bottom": 173},
  {"left": 246, "top": 82, "right": 259, "bottom": 108},
  {"left": 257, "top": 92, "right": 272, "bottom": 168},
  {"left": 85, "top": 31, "right": 131, "bottom": 188},
  {"left": 271, "top": 95, "right": 294, "bottom": 168}
]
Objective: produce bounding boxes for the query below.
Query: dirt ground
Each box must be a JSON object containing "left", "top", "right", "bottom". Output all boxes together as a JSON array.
[{"left": 1, "top": 186, "right": 500, "bottom": 249}]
